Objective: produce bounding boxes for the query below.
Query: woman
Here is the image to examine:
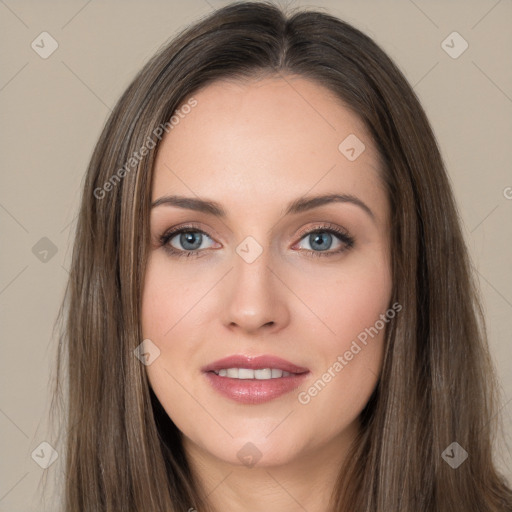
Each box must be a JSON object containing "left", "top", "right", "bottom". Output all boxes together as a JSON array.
[{"left": 52, "top": 1, "right": 512, "bottom": 510}]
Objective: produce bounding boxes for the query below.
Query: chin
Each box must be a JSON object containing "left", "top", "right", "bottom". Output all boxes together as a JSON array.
[{"left": 190, "top": 432, "right": 304, "bottom": 469}]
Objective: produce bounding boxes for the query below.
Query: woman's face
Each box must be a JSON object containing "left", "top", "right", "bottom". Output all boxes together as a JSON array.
[{"left": 142, "top": 75, "right": 392, "bottom": 469}]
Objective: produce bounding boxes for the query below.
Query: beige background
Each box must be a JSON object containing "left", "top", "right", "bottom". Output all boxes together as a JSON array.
[{"left": 1, "top": 0, "right": 511, "bottom": 510}]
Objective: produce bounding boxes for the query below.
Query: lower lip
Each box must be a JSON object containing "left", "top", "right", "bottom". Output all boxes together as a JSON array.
[{"left": 204, "top": 371, "right": 309, "bottom": 404}]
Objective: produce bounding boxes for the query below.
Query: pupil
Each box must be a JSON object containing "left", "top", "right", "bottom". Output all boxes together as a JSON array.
[
  {"left": 311, "top": 232, "right": 331, "bottom": 251},
  {"left": 181, "top": 232, "right": 201, "bottom": 250}
]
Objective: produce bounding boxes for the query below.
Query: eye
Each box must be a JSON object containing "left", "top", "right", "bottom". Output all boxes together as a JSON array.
[
  {"left": 159, "top": 225, "right": 218, "bottom": 258},
  {"left": 293, "top": 224, "right": 355, "bottom": 258}
]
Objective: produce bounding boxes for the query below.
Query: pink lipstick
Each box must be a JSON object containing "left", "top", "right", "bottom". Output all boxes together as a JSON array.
[{"left": 202, "top": 354, "right": 309, "bottom": 405}]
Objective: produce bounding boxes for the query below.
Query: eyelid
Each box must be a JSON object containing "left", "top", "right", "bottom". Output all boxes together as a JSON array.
[
  {"left": 294, "top": 222, "right": 351, "bottom": 241},
  {"left": 159, "top": 222, "right": 217, "bottom": 246}
]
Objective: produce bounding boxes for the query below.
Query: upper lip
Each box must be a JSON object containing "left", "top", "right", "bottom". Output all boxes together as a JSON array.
[{"left": 202, "top": 355, "right": 309, "bottom": 374}]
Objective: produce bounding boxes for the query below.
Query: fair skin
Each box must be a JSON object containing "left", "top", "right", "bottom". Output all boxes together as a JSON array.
[{"left": 142, "top": 75, "right": 392, "bottom": 512}]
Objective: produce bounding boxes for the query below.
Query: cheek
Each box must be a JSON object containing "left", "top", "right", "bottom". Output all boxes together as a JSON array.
[
  {"left": 334, "top": 268, "right": 392, "bottom": 344},
  {"left": 294, "top": 254, "right": 392, "bottom": 419},
  {"left": 141, "top": 253, "right": 196, "bottom": 338},
  {"left": 140, "top": 257, "right": 201, "bottom": 434},
  {"left": 141, "top": 256, "right": 163, "bottom": 335},
  {"left": 294, "top": 251, "right": 392, "bottom": 353}
]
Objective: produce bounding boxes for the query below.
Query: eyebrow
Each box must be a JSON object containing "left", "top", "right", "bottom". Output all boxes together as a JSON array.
[{"left": 151, "top": 193, "right": 375, "bottom": 221}]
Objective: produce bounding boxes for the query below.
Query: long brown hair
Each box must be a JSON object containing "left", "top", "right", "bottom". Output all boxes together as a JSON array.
[{"left": 50, "top": 1, "right": 512, "bottom": 510}]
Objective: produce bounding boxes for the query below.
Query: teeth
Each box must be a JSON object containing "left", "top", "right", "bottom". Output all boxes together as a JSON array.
[
  {"left": 238, "top": 368, "right": 254, "bottom": 379},
  {"left": 255, "top": 368, "right": 272, "bottom": 379},
  {"left": 213, "top": 368, "right": 292, "bottom": 379}
]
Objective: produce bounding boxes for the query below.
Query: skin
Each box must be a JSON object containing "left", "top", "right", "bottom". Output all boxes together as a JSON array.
[{"left": 141, "top": 75, "right": 392, "bottom": 512}]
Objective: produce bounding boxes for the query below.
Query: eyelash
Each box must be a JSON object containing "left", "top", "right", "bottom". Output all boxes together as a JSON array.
[{"left": 158, "top": 223, "right": 355, "bottom": 259}]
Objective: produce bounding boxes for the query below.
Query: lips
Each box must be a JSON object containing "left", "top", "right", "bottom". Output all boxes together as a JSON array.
[
  {"left": 202, "top": 354, "right": 310, "bottom": 405},
  {"left": 202, "top": 354, "right": 309, "bottom": 374}
]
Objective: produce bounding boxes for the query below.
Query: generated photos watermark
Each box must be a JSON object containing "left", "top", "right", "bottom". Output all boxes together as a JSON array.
[
  {"left": 94, "top": 97, "right": 198, "bottom": 200},
  {"left": 298, "top": 301, "right": 402, "bottom": 405}
]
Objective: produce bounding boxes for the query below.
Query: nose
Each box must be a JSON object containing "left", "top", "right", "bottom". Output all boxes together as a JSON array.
[{"left": 221, "top": 250, "right": 291, "bottom": 336}]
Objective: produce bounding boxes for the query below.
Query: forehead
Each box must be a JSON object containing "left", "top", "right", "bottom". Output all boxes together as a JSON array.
[{"left": 152, "top": 75, "right": 385, "bottom": 219}]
